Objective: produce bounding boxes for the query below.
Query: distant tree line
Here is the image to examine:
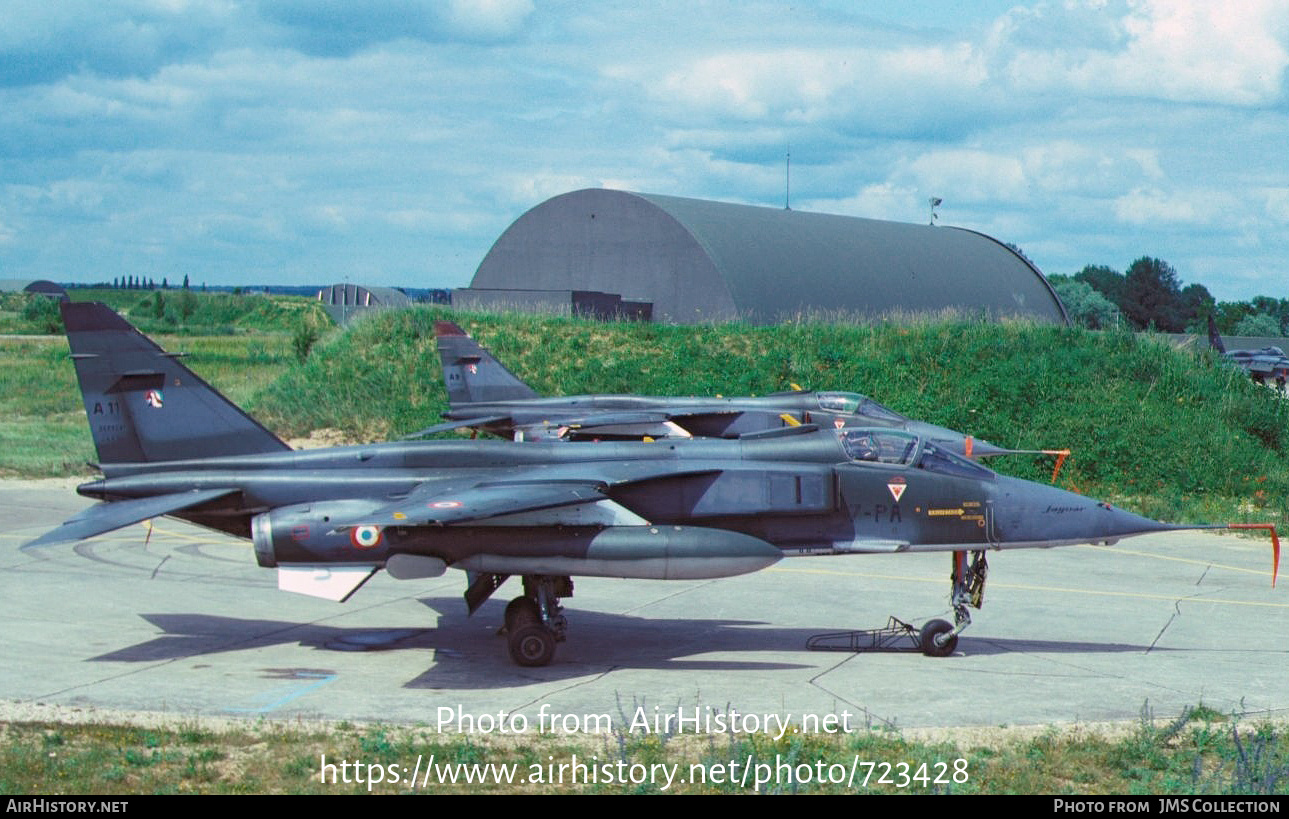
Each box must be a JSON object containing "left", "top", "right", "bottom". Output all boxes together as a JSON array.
[
  {"left": 1048, "top": 257, "right": 1287, "bottom": 337},
  {"left": 85, "top": 278, "right": 448, "bottom": 303},
  {"left": 107, "top": 275, "right": 191, "bottom": 290}
]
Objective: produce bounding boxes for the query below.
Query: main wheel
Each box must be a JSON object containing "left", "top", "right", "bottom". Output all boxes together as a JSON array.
[
  {"left": 508, "top": 624, "right": 557, "bottom": 667},
  {"left": 504, "top": 597, "right": 540, "bottom": 633},
  {"left": 919, "top": 619, "right": 958, "bottom": 657}
]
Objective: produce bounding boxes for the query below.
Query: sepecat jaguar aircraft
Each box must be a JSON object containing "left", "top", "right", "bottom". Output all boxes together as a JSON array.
[
  {"left": 431, "top": 320, "right": 1019, "bottom": 456},
  {"left": 26, "top": 303, "right": 1279, "bottom": 666},
  {"left": 1208, "top": 315, "right": 1289, "bottom": 390}
]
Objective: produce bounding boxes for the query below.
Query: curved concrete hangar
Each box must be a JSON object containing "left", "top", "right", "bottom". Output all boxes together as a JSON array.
[
  {"left": 317, "top": 283, "right": 411, "bottom": 325},
  {"left": 0, "top": 279, "right": 69, "bottom": 300},
  {"left": 462, "top": 189, "right": 1068, "bottom": 325}
]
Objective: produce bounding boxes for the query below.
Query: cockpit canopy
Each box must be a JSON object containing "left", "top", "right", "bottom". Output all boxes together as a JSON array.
[
  {"left": 841, "top": 429, "right": 918, "bottom": 464},
  {"left": 817, "top": 391, "right": 908, "bottom": 423},
  {"left": 917, "top": 441, "right": 995, "bottom": 479},
  {"left": 841, "top": 428, "right": 994, "bottom": 479}
]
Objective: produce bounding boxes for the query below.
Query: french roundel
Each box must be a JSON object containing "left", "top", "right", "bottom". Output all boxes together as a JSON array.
[{"left": 350, "top": 525, "right": 382, "bottom": 549}]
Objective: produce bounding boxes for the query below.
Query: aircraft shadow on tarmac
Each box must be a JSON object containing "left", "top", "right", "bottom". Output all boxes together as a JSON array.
[
  {"left": 87, "top": 596, "right": 1163, "bottom": 689},
  {"left": 939, "top": 637, "right": 1164, "bottom": 657}
]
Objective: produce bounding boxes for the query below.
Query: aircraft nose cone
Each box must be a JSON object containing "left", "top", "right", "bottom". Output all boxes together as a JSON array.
[
  {"left": 1094, "top": 503, "right": 1183, "bottom": 540},
  {"left": 992, "top": 477, "right": 1180, "bottom": 546}
]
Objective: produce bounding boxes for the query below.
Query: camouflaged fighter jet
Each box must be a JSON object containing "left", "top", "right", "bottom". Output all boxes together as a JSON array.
[
  {"left": 26, "top": 303, "right": 1279, "bottom": 667},
  {"left": 1208, "top": 315, "right": 1289, "bottom": 390},
  {"left": 431, "top": 320, "right": 1019, "bottom": 458}
]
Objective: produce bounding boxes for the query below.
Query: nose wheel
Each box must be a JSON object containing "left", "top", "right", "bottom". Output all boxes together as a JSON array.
[{"left": 919, "top": 619, "right": 958, "bottom": 657}]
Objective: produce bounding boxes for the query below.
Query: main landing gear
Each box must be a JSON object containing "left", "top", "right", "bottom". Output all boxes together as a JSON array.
[
  {"left": 503, "top": 575, "right": 572, "bottom": 667},
  {"left": 807, "top": 550, "right": 988, "bottom": 657},
  {"left": 463, "top": 571, "right": 574, "bottom": 667}
]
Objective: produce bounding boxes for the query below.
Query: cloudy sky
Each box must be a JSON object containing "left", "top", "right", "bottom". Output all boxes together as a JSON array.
[{"left": 3, "top": 0, "right": 1287, "bottom": 302}]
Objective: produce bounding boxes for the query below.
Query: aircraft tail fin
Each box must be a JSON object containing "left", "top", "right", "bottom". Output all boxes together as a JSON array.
[
  {"left": 434, "top": 320, "right": 539, "bottom": 405},
  {"left": 61, "top": 301, "right": 291, "bottom": 463},
  {"left": 1207, "top": 314, "right": 1227, "bottom": 354}
]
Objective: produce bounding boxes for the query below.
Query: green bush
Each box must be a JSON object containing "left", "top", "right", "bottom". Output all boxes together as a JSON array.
[{"left": 20, "top": 296, "right": 62, "bottom": 334}]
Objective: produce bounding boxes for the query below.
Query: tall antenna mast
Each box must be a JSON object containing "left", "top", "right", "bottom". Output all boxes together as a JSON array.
[{"left": 785, "top": 149, "right": 791, "bottom": 210}]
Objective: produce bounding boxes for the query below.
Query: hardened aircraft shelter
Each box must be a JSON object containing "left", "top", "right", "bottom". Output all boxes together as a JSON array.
[{"left": 457, "top": 189, "right": 1068, "bottom": 325}]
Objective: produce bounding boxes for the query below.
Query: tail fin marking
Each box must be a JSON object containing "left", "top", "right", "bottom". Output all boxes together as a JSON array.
[
  {"left": 434, "top": 320, "right": 539, "bottom": 405},
  {"left": 62, "top": 301, "right": 291, "bottom": 463}
]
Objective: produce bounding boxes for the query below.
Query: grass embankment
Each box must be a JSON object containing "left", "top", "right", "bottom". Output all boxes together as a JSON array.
[
  {"left": 0, "top": 288, "right": 330, "bottom": 336},
  {"left": 253, "top": 308, "right": 1289, "bottom": 524},
  {"left": 3, "top": 301, "right": 1284, "bottom": 522},
  {"left": 2, "top": 706, "right": 1284, "bottom": 794}
]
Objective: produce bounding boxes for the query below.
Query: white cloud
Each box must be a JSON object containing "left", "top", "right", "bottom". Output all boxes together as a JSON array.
[
  {"left": 634, "top": 42, "right": 990, "bottom": 129},
  {"left": 502, "top": 173, "right": 606, "bottom": 208},
  {"left": 803, "top": 182, "right": 925, "bottom": 223},
  {"left": 309, "top": 205, "right": 349, "bottom": 230},
  {"left": 1001, "top": 0, "right": 1289, "bottom": 105},
  {"left": 2, "top": 1, "right": 1288, "bottom": 298},
  {"left": 1013, "top": 142, "right": 1168, "bottom": 197},
  {"left": 607, "top": 36, "right": 996, "bottom": 203},
  {"left": 906, "top": 150, "right": 1029, "bottom": 203},
  {"left": 440, "top": 0, "right": 534, "bottom": 41},
  {"left": 1111, "top": 186, "right": 1238, "bottom": 227},
  {"left": 41, "top": 179, "right": 110, "bottom": 212},
  {"left": 1263, "top": 189, "right": 1289, "bottom": 224}
]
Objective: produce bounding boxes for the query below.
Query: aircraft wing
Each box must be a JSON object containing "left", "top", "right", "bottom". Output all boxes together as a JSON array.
[
  {"left": 510, "top": 408, "right": 747, "bottom": 440},
  {"left": 360, "top": 480, "right": 610, "bottom": 527},
  {"left": 346, "top": 461, "right": 725, "bottom": 529},
  {"left": 509, "top": 410, "right": 681, "bottom": 440},
  {"left": 23, "top": 488, "right": 240, "bottom": 548},
  {"left": 439, "top": 407, "right": 749, "bottom": 441},
  {"left": 401, "top": 416, "right": 512, "bottom": 439},
  {"left": 549, "top": 410, "right": 675, "bottom": 427},
  {"left": 659, "top": 410, "right": 752, "bottom": 436},
  {"left": 1242, "top": 358, "right": 1286, "bottom": 376},
  {"left": 553, "top": 409, "right": 742, "bottom": 427}
]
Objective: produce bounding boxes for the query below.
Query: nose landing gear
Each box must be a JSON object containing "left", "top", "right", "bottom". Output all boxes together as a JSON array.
[{"left": 806, "top": 549, "right": 987, "bottom": 657}]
